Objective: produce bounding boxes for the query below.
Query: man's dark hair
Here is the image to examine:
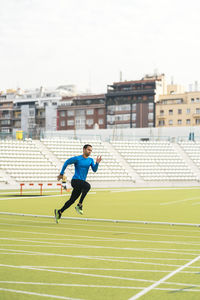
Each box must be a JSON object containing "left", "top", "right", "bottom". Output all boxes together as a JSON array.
[{"left": 83, "top": 144, "right": 92, "bottom": 149}]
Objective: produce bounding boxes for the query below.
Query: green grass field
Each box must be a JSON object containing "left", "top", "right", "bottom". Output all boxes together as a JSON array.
[{"left": 0, "top": 187, "right": 200, "bottom": 299}]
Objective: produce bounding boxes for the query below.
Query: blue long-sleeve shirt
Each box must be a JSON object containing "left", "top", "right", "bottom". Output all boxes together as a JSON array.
[{"left": 60, "top": 155, "right": 99, "bottom": 181}]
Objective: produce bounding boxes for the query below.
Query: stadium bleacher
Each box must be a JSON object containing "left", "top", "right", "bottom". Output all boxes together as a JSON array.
[
  {"left": 0, "top": 138, "right": 199, "bottom": 186},
  {"left": 179, "top": 141, "right": 200, "bottom": 169},
  {"left": 111, "top": 140, "right": 198, "bottom": 181},
  {"left": 0, "top": 139, "right": 59, "bottom": 182}
]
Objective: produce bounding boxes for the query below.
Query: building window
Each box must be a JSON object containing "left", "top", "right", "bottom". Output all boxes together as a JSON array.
[
  {"left": 1, "top": 120, "right": 10, "bottom": 125},
  {"left": 186, "top": 108, "right": 190, "bottom": 114},
  {"left": 98, "top": 109, "right": 104, "bottom": 115},
  {"left": 86, "top": 119, "right": 93, "bottom": 125},
  {"left": 86, "top": 109, "right": 94, "bottom": 115},
  {"left": 196, "top": 108, "right": 200, "bottom": 114},
  {"left": 177, "top": 119, "right": 182, "bottom": 125},
  {"left": 196, "top": 119, "right": 200, "bottom": 125},
  {"left": 132, "top": 113, "right": 136, "bottom": 121},
  {"left": 196, "top": 98, "right": 200, "bottom": 102},
  {"left": 158, "top": 120, "right": 165, "bottom": 126},
  {"left": 60, "top": 111, "right": 65, "bottom": 117},
  {"left": 67, "top": 120, "right": 74, "bottom": 126},
  {"left": 60, "top": 120, "right": 65, "bottom": 127},
  {"left": 67, "top": 110, "right": 74, "bottom": 116},
  {"left": 186, "top": 119, "right": 191, "bottom": 125},
  {"left": 98, "top": 119, "right": 104, "bottom": 125},
  {"left": 169, "top": 109, "right": 173, "bottom": 115},
  {"left": 148, "top": 113, "right": 153, "bottom": 120},
  {"left": 148, "top": 103, "right": 154, "bottom": 110},
  {"left": 160, "top": 110, "right": 164, "bottom": 116},
  {"left": 148, "top": 122, "right": 153, "bottom": 127},
  {"left": 107, "top": 115, "right": 115, "bottom": 123},
  {"left": 116, "top": 104, "right": 131, "bottom": 111},
  {"left": 29, "top": 108, "right": 35, "bottom": 116},
  {"left": 178, "top": 109, "right": 182, "bottom": 115},
  {"left": 169, "top": 120, "right": 173, "bottom": 125},
  {"left": 191, "top": 98, "right": 194, "bottom": 103},
  {"left": 1, "top": 128, "right": 10, "bottom": 133},
  {"left": 132, "top": 103, "right": 136, "bottom": 110}
]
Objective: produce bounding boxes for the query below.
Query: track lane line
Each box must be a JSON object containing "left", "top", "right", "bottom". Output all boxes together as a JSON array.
[{"left": 128, "top": 255, "right": 200, "bottom": 300}]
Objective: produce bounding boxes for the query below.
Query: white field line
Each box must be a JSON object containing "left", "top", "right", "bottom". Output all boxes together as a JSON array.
[
  {"left": 1, "top": 216, "right": 200, "bottom": 240},
  {"left": 1, "top": 264, "right": 200, "bottom": 289},
  {"left": 110, "top": 187, "right": 200, "bottom": 193},
  {"left": 0, "top": 282, "right": 200, "bottom": 292},
  {"left": 0, "top": 230, "right": 200, "bottom": 256},
  {"left": 12, "top": 265, "right": 200, "bottom": 274},
  {"left": 0, "top": 212, "right": 199, "bottom": 228},
  {"left": 1, "top": 229, "right": 200, "bottom": 256},
  {"left": 1, "top": 213, "right": 200, "bottom": 234},
  {"left": 1, "top": 236, "right": 200, "bottom": 252},
  {"left": 0, "top": 194, "right": 67, "bottom": 201},
  {"left": 192, "top": 201, "right": 200, "bottom": 206},
  {"left": 128, "top": 255, "right": 200, "bottom": 300},
  {"left": 0, "top": 237, "right": 200, "bottom": 251},
  {"left": 160, "top": 196, "right": 200, "bottom": 206},
  {"left": 0, "top": 248, "right": 191, "bottom": 268},
  {"left": 0, "top": 263, "right": 157, "bottom": 284},
  {"left": 0, "top": 247, "right": 190, "bottom": 261},
  {"left": 0, "top": 192, "right": 96, "bottom": 201},
  {"left": 1, "top": 222, "right": 200, "bottom": 247},
  {"left": 0, "top": 281, "right": 200, "bottom": 291},
  {"left": 1, "top": 248, "right": 199, "bottom": 258},
  {"left": 1, "top": 249, "right": 200, "bottom": 269},
  {"left": 1, "top": 229, "right": 200, "bottom": 248},
  {"left": 0, "top": 288, "right": 82, "bottom": 300}
]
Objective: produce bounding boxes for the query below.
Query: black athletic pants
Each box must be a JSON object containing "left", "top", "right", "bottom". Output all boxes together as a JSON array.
[{"left": 59, "top": 179, "right": 91, "bottom": 213}]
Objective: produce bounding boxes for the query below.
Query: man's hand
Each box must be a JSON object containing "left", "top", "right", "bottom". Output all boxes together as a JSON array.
[
  {"left": 96, "top": 156, "right": 102, "bottom": 164},
  {"left": 57, "top": 174, "right": 63, "bottom": 181}
]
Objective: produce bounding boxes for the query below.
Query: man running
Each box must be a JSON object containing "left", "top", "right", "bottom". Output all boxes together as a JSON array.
[{"left": 54, "top": 144, "right": 101, "bottom": 223}]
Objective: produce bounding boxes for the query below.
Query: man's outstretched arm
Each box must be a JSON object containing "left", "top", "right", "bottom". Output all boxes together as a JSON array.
[
  {"left": 91, "top": 156, "right": 102, "bottom": 172},
  {"left": 57, "top": 156, "right": 77, "bottom": 180}
]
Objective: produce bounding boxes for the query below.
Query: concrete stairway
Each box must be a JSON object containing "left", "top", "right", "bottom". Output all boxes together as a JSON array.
[
  {"left": 171, "top": 143, "right": 200, "bottom": 179},
  {"left": 0, "top": 169, "right": 17, "bottom": 185},
  {"left": 33, "top": 140, "right": 72, "bottom": 179}
]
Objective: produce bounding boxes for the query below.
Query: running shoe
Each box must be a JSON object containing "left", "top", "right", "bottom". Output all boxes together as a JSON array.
[
  {"left": 75, "top": 205, "right": 83, "bottom": 215},
  {"left": 54, "top": 209, "right": 61, "bottom": 223}
]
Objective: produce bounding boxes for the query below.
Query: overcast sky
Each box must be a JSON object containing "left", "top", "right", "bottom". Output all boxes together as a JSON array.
[{"left": 0, "top": 0, "right": 200, "bottom": 93}]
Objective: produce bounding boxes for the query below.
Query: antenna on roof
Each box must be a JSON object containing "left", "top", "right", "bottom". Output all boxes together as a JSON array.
[{"left": 120, "top": 71, "right": 122, "bottom": 82}]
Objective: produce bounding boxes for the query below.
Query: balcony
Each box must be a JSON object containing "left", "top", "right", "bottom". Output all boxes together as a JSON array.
[
  {"left": 0, "top": 115, "right": 12, "bottom": 119},
  {"left": 193, "top": 113, "right": 200, "bottom": 118},
  {"left": 106, "top": 89, "right": 155, "bottom": 97},
  {"left": 36, "top": 115, "right": 45, "bottom": 119},
  {"left": 157, "top": 114, "right": 166, "bottom": 119}
]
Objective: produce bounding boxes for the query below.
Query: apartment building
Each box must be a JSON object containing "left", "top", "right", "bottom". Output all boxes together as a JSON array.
[
  {"left": 156, "top": 85, "right": 200, "bottom": 127},
  {"left": 57, "top": 94, "right": 106, "bottom": 130},
  {"left": 106, "top": 74, "right": 165, "bottom": 129},
  {"left": 0, "top": 87, "right": 62, "bottom": 137}
]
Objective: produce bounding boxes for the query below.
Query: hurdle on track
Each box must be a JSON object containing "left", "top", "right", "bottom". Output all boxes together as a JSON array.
[{"left": 19, "top": 183, "right": 70, "bottom": 195}]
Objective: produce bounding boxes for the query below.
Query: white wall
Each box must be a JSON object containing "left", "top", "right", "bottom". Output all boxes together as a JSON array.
[{"left": 44, "top": 125, "right": 200, "bottom": 142}]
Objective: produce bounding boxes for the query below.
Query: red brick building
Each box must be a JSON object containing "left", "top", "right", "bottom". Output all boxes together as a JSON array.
[{"left": 57, "top": 94, "right": 106, "bottom": 130}]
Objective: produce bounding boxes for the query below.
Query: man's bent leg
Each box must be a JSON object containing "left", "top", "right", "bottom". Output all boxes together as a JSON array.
[
  {"left": 78, "top": 181, "right": 91, "bottom": 206},
  {"left": 59, "top": 180, "right": 82, "bottom": 214}
]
